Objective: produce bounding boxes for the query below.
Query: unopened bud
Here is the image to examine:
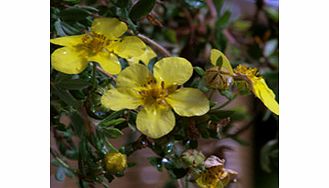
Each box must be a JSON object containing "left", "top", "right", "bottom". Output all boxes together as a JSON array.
[
  {"left": 182, "top": 149, "right": 205, "bottom": 167},
  {"left": 205, "top": 66, "right": 233, "bottom": 90},
  {"left": 104, "top": 152, "right": 127, "bottom": 174}
]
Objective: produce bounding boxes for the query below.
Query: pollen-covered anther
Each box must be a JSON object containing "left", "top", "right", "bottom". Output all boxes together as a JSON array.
[{"left": 82, "top": 32, "right": 110, "bottom": 54}]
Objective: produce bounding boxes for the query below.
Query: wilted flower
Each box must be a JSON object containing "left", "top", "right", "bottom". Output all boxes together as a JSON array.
[
  {"left": 196, "top": 155, "right": 238, "bottom": 188},
  {"left": 101, "top": 57, "right": 210, "bottom": 139},
  {"left": 234, "top": 64, "right": 279, "bottom": 115},
  {"left": 50, "top": 18, "right": 146, "bottom": 74}
]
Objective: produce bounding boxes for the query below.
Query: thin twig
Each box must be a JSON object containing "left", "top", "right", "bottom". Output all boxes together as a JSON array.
[
  {"left": 177, "top": 178, "right": 184, "bottom": 188},
  {"left": 137, "top": 33, "right": 171, "bottom": 57},
  {"left": 95, "top": 66, "right": 116, "bottom": 79},
  {"left": 226, "top": 120, "right": 254, "bottom": 138},
  {"left": 205, "top": 0, "right": 217, "bottom": 18}
]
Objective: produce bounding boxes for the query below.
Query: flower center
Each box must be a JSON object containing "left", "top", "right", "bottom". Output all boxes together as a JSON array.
[
  {"left": 234, "top": 65, "right": 259, "bottom": 78},
  {"left": 138, "top": 79, "right": 171, "bottom": 107},
  {"left": 81, "top": 32, "right": 111, "bottom": 54}
]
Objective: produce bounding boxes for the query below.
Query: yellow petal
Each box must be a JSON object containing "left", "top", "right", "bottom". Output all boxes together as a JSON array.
[
  {"left": 251, "top": 77, "right": 279, "bottom": 115},
  {"left": 101, "top": 88, "right": 143, "bottom": 111},
  {"left": 136, "top": 104, "right": 175, "bottom": 139},
  {"left": 88, "top": 52, "right": 121, "bottom": 75},
  {"left": 50, "top": 35, "right": 84, "bottom": 47},
  {"left": 111, "top": 36, "right": 146, "bottom": 59},
  {"left": 91, "top": 18, "right": 127, "bottom": 40},
  {"left": 116, "top": 63, "right": 152, "bottom": 88},
  {"left": 154, "top": 57, "right": 193, "bottom": 86},
  {"left": 166, "top": 88, "right": 209, "bottom": 117},
  {"left": 127, "top": 46, "right": 157, "bottom": 65},
  {"left": 210, "top": 49, "right": 233, "bottom": 74},
  {"left": 51, "top": 47, "right": 88, "bottom": 74}
]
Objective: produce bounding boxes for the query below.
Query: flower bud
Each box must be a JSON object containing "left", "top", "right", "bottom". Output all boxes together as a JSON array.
[
  {"left": 182, "top": 149, "right": 205, "bottom": 167},
  {"left": 205, "top": 66, "right": 233, "bottom": 90},
  {"left": 104, "top": 152, "right": 127, "bottom": 174}
]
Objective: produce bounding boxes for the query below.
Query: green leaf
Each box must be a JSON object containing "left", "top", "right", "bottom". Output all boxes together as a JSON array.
[
  {"left": 213, "top": 0, "right": 224, "bottom": 14},
  {"left": 112, "top": 0, "right": 130, "bottom": 8},
  {"left": 216, "top": 56, "right": 223, "bottom": 67},
  {"left": 148, "top": 157, "right": 163, "bottom": 171},
  {"left": 163, "top": 28, "right": 177, "bottom": 43},
  {"left": 99, "top": 118, "right": 126, "bottom": 127},
  {"left": 63, "top": 0, "right": 80, "bottom": 4},
  {"left": 127, "top": 162, "right": 137, "bottom": 168},
  {"left": 70, "top": 112, "right": 86, "bottom": 137},
  {"left": 54, "top": 19, "right": 66, "bottom": 37},
  {"left": 103, "top": 127, "right": 123, "bottom": 138},
  {"left": 57, "top": 78, "right": 90, "bottom": 90},
  {"left": 61, "top": 21, "right": 81, "bottom": 35},
  {"left": 55, "top": 166, "right": 66, "bottom": 182},
  {"left": 51, "top": 85, "right": 80, "bottom": 108},
  {"left": 78, "top": 5, "right": 100, "bottom": 13},
  {"left": 216, "top": 10, "right": 231, "bottom": 29},
  {"left": 232, "top": 20, "right": 252, "bottom": 31},
  {"left": 220, "top": 89, "right": 234, "bottom": 99},
  {"left": 194, "top": 66, "right": 205, "bottom": 76},
  {"left": 99, "top": 110, "right": 124, "bottom": 125},
  {"left": 60, "top": 7, "right": 91, "bottom": 22},
  {"left": 260, "top": 139, "right": 278, "bottom": 173},
  {"left": 129, "top": 0, "right": 156, "bottom": 21},
  {"left": 264, "top": 7, "right": 279, "bottom": 22}
]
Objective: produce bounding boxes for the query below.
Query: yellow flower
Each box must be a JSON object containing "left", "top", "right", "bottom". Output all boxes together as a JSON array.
[
  {"left": 50, "top": 18, "right": 146, "bottom": 74},
  {"left": 127, "top": 46, "right": 157, "bottom": 65},
  {"left": 234, "top": 64, "right": 279, "bottom": 115},
  {"left": 101, "top": 57, "right": 210, "bottom": 139},
  {"left": 104, "top": 152, "right": 127, "bottom": 174}
]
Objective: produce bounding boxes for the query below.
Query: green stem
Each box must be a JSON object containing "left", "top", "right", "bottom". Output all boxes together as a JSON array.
[
  {"left": 92, "top": 63, "right": 97, "bottom": 90},
  {"left": 51, "top": 149, "right": 77, "bottom": 174},
  {"left": 105, "top": 140, "right": 119, "bottom": 152},
  {"left": 210, "top": 95, "right": 236, "bottom": 111},
  {"left": 185, "top": 175, "right": 189, "bottom": 188}
]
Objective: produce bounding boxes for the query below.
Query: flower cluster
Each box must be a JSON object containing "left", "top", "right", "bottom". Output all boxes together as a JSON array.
[{"left": 50, "top": 16, "right": 279, "bottom": 188}]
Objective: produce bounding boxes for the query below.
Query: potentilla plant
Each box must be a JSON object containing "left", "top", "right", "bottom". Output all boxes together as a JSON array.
[{"left": 50, "top": 1, "right": 279, "bottom": 187}]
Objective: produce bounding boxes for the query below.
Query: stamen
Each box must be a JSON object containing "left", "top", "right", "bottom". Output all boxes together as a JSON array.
[{"left": 81, "top": 32, "right": 110, "bottom": 54}]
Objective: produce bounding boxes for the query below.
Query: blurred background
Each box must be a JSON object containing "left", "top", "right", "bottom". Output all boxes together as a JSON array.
[{"left": 51, "top": 0, "right": 279, "bottom": 187}]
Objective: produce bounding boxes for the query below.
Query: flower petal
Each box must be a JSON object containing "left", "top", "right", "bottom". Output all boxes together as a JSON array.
[
  {"left": 111, "top": 36, "right": 146, "bottom": 58},
  {"left": 136, "top": 105, "right": 175, "bottom": 139},
  {"left": 210, "top": 49, "right": 233, "bottom": 74},
  {"left": 154, "top": 57, "right": 193, "bottom": 86},
  {"left": 91, "top": 18, "right": 127, "bottom": 40},
  {"left": 51, "top": 47, "right": 88, "bottom": 74},
  {"left": 116, "top": 63, "right": 152, "bottom": 88},
  {"left": 166, "top": 88, "right": 209, "bottom": 117},
  {"left": 127, "top": 46, "right": 157, "bottom": 65},
  {"left": 101, "top": 88, "right": 143, "bottom": 111},
  {"left": 50, "top": 35, "right": 84, "bottom": 47},
  {"left": 251, "top": 77, "right": 279, "bottom": 115},
  {"left": 88, "top": 52, "right": 121, "bottom": 75}
]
